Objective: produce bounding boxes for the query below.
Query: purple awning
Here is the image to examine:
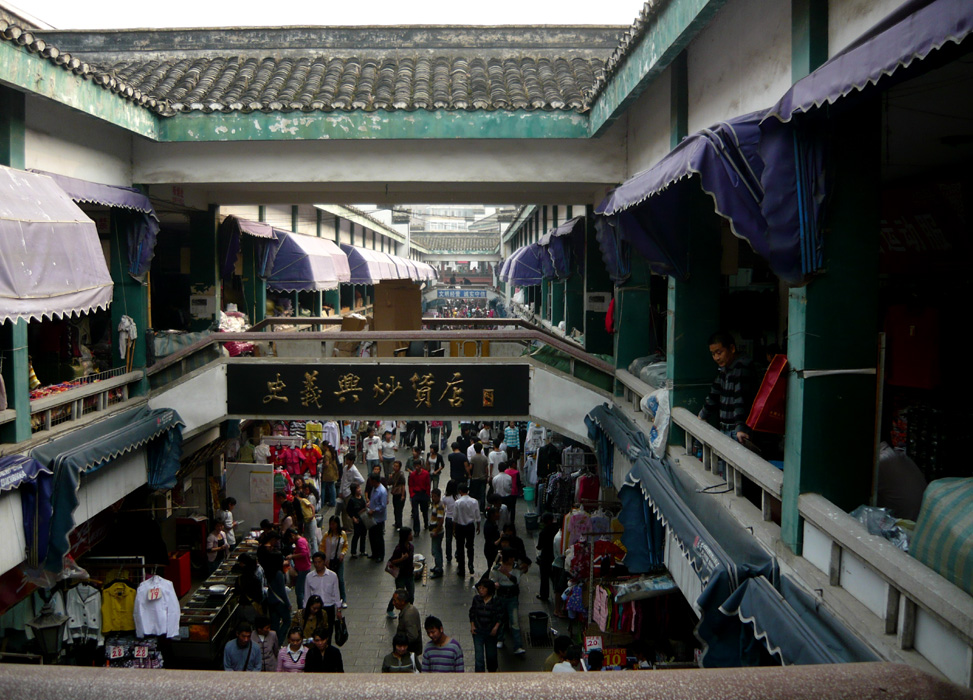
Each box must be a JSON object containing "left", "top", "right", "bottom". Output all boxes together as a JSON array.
[
  {"left": 0, "top": 166, "right": 114, "bottom": 324},
  {"left": 31, "top": 169, "right": 161, "bottom": 282},
  {"left": 341, "top": 244, "right": 397, "bottom": 283},
  {"left": 538, "top": 216, "right": 585, "bottom": 279},
  {"left": 767, "top": 0, "right": 973, "bottom": 123},
  {"left": 267, "top": 230, "right": 351, "bottom": 292},
  {"left": 500, "top": 243, "right": 546, "bottom": 286},
  {"left": 0, "top": 455, "right": 52, "bottom": 492},
  {"left": 219, "top": 215, "right": 279, "bottom": 279}
]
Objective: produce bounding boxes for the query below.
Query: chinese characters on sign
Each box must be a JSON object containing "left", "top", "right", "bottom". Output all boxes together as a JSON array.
[
  {"left": 229, "top": 364, "right": 528, "bottom": 417},
  {"left": 436, "top": 289, "right": 487, "bottom": 299}
]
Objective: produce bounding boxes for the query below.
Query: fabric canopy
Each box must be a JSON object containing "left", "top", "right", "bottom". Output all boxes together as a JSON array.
[
  {"left": 720, "top": 575, "right": 880, "bottom": 665},
  {"left": 267, "top": 230, "right": 351, "bottom": 292},
  {"left": 341, "top": 244, "right": 397, "bottom": 283},
  {"left": 29, "top": 406, "right": 183, "bottom": 571},
  {"left": 538, "top": 216, "right": 585, "bottom": 279},
  {"left": 595, "top": 110, "right": 824, "bottom": 286},
  {"left": 219, "top": 215, "right": 278, "bottom": 279},
  {"left": 0, "top": 165, "right": 114, "bottom": 324},
  {"left": 766, "top": 0, "right": 973, "bottom": 123},
  {"left": 0, "top": 455, "right": 52, "bottom": 492},
  {"left": 500, "top": 243, "right": 546, "bottom": 286},
  {"left": 32, "top": 169, "right": 162, "bottom": 283}
]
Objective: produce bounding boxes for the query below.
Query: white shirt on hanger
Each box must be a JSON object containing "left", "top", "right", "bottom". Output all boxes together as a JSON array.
[{"left": 133, "top": 575, "right": 181, "bottom": 638}]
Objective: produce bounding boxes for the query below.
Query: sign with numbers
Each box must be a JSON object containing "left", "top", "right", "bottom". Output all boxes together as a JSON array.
[{"left": 602, "top": 648, "right": 627, "bottom": 668}]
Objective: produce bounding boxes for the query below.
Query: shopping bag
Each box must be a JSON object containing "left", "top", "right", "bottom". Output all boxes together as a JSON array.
[
  {"left": 385, "top": 560, "right": 400, "bottom": 579},
  {"left": 746, "top": 354, "right": 788, "bottom": 434}
]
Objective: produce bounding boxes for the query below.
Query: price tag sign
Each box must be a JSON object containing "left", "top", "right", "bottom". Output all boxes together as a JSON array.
[
  {"left": 603, "top": 648, "right": 627, "bottom": 668},
  {"left": 584, "top": 635, "right": 603, "bottom": 652},
  {"left": 108, "top": 646, "right": 124, "bottom": 659},
  {"left": 133, "top": 645, "right": 149, "bottom": 659},
  {"left": 147, "top": 587, "right": 161, "bottom": 601}
]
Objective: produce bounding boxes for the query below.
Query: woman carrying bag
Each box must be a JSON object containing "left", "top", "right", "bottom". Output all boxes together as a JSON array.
[
  {"left": 321, "top": 516, "right": 349, "bottom": 605},
  {"left": 385, "top": 527, "right": 414, "bottom": 618}
]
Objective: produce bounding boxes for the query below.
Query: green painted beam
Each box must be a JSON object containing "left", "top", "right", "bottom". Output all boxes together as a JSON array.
[
  {"left": 589, "top": 0, "right": 728, "bottom": 137},
  {"left": 670, "top": 51, "right": 689, "bottom": 149},
  {"left": 0, "top": 40, "right": 159, "bottom": 139},
  {"left": 157, "top": 108, "right": 590, "bottom": 142},
  {"left": 792, "top": 0, "right": 829, "bottom": 82},
  {"left": 0, "top": 84, "right": 26, "bottom": 169}
]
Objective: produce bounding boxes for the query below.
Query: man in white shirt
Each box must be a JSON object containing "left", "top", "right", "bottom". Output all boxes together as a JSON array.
[
  {"left": 305, "top": 552, "right": 343, "bottom": 637},
  {"left": 492, "top": 468, "right": 512, "bottom": 499},
  {"left": 478, "top": 423, "right": 492, "bottom": 445},
  {"left": 363, "top": 428, "right": 382, "bottom": 471},
  {"left": 488, "top": 442, "right": 507, "bottom": 481},
  {"left": 381, "top": 431, "right": 398, "bottom": 477},
  {"left": 451, "top": 483, "right": 481, "bottom": 579}
]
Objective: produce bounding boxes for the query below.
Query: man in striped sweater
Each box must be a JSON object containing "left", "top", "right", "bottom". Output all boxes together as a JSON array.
[
  {"left": 421, "top": 616, "right": 465, "bottom": 672},
  {"left": 698, "top": 331, "right": 760, "bottom": 447}
]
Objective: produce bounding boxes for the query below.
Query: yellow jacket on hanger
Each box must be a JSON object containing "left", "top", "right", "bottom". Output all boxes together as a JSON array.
[{"left": 101, "top": 581, "right": 137, "bottom": 633}]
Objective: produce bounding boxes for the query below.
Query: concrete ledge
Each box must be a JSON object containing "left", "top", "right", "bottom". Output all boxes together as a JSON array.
[{"left": 0, "top": 662, "right": 968, "bottom": 699}]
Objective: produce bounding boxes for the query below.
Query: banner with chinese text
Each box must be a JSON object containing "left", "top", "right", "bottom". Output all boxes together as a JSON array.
[{"left": 226, "top": 363, "right": 529, "bottom": 418}]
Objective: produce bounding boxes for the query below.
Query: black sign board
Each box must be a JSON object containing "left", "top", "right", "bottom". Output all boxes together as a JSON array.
[{"left": 226, "top": 363, "right": 529, "bottom": 418}]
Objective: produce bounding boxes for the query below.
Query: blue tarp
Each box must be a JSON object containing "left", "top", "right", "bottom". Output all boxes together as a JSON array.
[
  {"left": 500, "top": 243, "right": 546, "bottom": 286},
  {"left": 596, "top": 111, "right": 823, "bottom": 286},
  {"left": 29, "top": 406, "right": 184, "bottom": 571},
  {"left": 32, "top": 170, "right": 162, "bottom": 283},
  {"left": 538, "top": 216, "right": 585, "bottom": 280},
  {"left": 266, "top": 229, "right": 351, "bottom": 292},
  {"left": 586, "top": 403, "right": 875, "bottom": 668},
  {"left": 0, "top": 455, "right": 52, "bottom": 492}
]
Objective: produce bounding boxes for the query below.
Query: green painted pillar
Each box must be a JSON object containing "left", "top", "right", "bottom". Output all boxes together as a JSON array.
[
  {"left": 551, "top": 280, "right": 565, "bottom": 328},
  {"left": 241, "top": 236, "right": 267, "bottom": 323},
  {"left": 0, "top": 85, "right": 30, "bottom": 442},
  {"left": 781, "top": 103, "right": 880, "bottom": 553},
  {"left": 614, "top": 256, "right": 656, "bottom": 393},
  {"left": 666, "top": 190, "right": 722, "bottom": 419},
  {"left": 792, "top": 0, "right": 828, "bottom": 82},
  {"left": 188, "top": 205, "right": 221, "bottom": 332},
  {"left": 541, "top": 282, "right": 550, "bottom": 321},
  {"left": 109, "top": 212, "right": 149, "bottom": 375},
  {"left": 583, "top": 210, "right": 614, "bottom": 356},
  {"left": 670, "top": 51, "right": 688, "bottom": 150}
]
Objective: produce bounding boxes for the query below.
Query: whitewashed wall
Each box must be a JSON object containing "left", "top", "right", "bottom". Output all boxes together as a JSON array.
[
  {"left": 149, "top": 363, "right": 228, "bottom": 437},
  {"left": 25, "top": 96, "right": 133, "bottom": 187},
  {"left": 528, "top": 363, "right": 608, "bottom": 445},
  {"left": 687, "top": 0, "right": 792, "bottom": 133},
  {"left": 626, "top": 65, "right": 672, "bottom": 178},
  {"left": 828, "top": 0, "right": 903, "bottom": 58},
  {"left": 0, "top": 491, "right": 26, "bottom": 576}
]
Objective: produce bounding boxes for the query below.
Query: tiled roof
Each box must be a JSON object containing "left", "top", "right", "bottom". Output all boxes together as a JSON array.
[
  {"left": 411, "top": 234, "right": 500, "bottom": 253},
  {"left": 19, "top": 25, "right": 624, "bottom": 116},
  {"left": 0, "top": 20, "right": 170, "bottom": 115},
  {"left": 587, "top": 1, "right": 661, "bottom": 104}
]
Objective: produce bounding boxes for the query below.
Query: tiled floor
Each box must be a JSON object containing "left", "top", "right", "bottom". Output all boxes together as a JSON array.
[{"left": 306, "top": 445, "right": 560, "bottom": 673}]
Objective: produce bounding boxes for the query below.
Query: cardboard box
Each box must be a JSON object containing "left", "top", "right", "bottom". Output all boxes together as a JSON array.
[{"left": 372, "top": 281, "right": 421, "bottom": 357}]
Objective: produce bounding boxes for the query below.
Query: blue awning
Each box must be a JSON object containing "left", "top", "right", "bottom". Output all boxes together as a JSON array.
[
  {"left": 32, "top": 169, "right": 162, "bottom": 283},
  {"left": 720, "top": 575, "right": 880, "bottom": 665},
  {"left": 0, "top": 166, "right": 114, "bottom": 324},
  {"left": 267, "top": 230, "right": 351, "bottom": 292},
  {"left": 766, "top": 0, "right": 973, "bottom": 123},
  {"left": 0, "top": 455, "right": 52, "bottom": 492},
  {"left": 29, "top": 406, "right": 184, "bottom": 571},
  {"left": 341, "top": 244, "right": 398, "bottom": 283},
  {"left": 219, "top": 215, "right": 278, "bottom": 279},
  {"left": 538, "top": 216, "right": 585, "bottom": 280},
  {"left": 500, "top": 243, "right": 546, "bottom": 286}
]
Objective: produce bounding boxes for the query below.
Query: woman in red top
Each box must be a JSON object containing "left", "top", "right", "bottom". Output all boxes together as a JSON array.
[{"left": 285, "top": 528, "right": 313, "bottom": 609}]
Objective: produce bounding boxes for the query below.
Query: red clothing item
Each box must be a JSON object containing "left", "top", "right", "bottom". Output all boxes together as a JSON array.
[
  {"left": 409, "top": 468, "right": 431, "bottom": 498},
  {"left": 302, "top": 448, "right": 319, "bottom": 476},
  {"left": 291, "top": 536, "right": 312, "bottom": 572},
  {"left": 504, "top": 468, "right": 521, "bottom": 496}
]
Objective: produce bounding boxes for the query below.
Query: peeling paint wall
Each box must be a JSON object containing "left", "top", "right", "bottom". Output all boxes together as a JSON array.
[
  {"left": 828, "top": 0, "right": 902, "bottom": 58},
  {"left": 24, "top": 95, "right": 133, "bottom": 186},
  {"left": 626, "top": 65, "right": 673, "bottom": 178},
  {"left": 687, "top": 0, "right": 791, "bottom": 133}
]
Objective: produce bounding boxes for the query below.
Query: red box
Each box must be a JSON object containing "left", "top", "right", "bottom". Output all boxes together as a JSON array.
[{"left": 165, "top": 550, "right": 191, "bottom": 598}]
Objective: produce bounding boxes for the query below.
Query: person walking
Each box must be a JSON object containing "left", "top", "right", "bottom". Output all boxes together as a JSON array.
[
  {"left": 367, "top": 473, "right": 388, "bottom": 562},
  {"left": 223, "top": 621, "right": 262, "bottom": 671},
  {"left": 421, "top": 616, "right": 464, "bottom": 673},
  {"left": 491, "top": 548, "right": 526, "bottom": 655},
  {"left": 284, "top": 528, "right": 312, "bottom": 609},
  {"left": 427, "top": 444, "right": 445, "bottom": 491},
  {"left": 503, "top": 421, "right": 521, "bottom": 467},
  {"left": 469, "top": 443, "right": 489, "bottom": 512},
  {"left": 305, "top": 628, "right": 344, "bottom": 672},
  {"left": 452, "top": 482, "right": 481, "bottom": 579},
  {"left": 276, "top": 627, "right": 309, "bottom": 672},
  {"left": 320, "top": 445, "right": 339, "bottom": 508},
  {"left": 257, "top": 531, "right": 291, "bottom": 642},
  {"left": 338, "top": 453, "right": 365, "bottom": 528},
  {"left": 321, "top": 516, "right": 348, "bottom": 605},
  {"left": 409, "top": 459, "right": 431, "bottom": 535},
  {"left": 469, "top": 578, "right": 503, "bottom": 672},
  {"left": 391, "top": 588, "right": 422, "bottom": 655},
  {"left": 290, "top": 595, "right": 329, "bottom": 642},
  {"left": 536, "top": 513, "right": 558, "bottom": 602},
  {"left": 253, "top": 615, "right": 279, "bottom": 673},
  {"left": 346, "top": 483, "right": 368, "bottom": 558},
  {"left": 428, "top": 488, "right": 446, "bottom": 578},
  {"left": 386, "top": 528, "right": 415, "bottom": 617},
  {"left": 305, "top": 552, "right": 342, "bottom": 640},
  {"left": 442, "top": 480, "right": 458, "bottom": 568},
  {"left": 363, "top": 428, "right": 382, "bottom": 473},
  {"left": 381, "top": 431, "right": 398, "bottom": 477},
  {"left": 383, "top": 633, "right": 421, "bottom": 673},
  {"left": 503, "top": 461, "right": 522, "bottom": 521},
  {"left": 389, "top": 460, "right": 407, "bottom": 530}
]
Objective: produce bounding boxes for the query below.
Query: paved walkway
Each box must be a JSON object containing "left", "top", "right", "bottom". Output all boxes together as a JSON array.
[{"left": 315, "top": 445, "right": 558, "bottom": 673}]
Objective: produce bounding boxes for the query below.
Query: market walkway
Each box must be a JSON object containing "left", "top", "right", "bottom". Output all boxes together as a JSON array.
[{"left": 305, "top": 443, "right": 556, "bottom": 673}]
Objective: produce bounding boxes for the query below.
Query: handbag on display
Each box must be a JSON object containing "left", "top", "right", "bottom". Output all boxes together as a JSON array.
[{"left": 746, "top": 354, "right": 788, "bottom": 434}]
